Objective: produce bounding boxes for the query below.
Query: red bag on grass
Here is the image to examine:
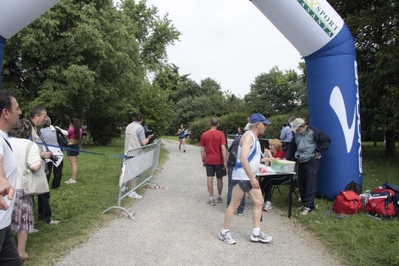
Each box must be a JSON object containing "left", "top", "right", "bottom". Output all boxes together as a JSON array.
[
  {"left": 365, "top": 188, "right": 396, "bottom": 218},
  {"left": 333, "top": 190, "right": 362, "bottom": 214}
]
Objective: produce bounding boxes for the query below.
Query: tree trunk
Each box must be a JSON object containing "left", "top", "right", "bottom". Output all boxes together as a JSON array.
[{"left": 385, "top": 130, "right": 396, "bottom": 157}]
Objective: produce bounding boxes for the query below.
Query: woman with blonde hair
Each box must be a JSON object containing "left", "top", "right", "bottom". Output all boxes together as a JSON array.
[{"left": 260, "top": 138, "right": 290, "bottom": 211}]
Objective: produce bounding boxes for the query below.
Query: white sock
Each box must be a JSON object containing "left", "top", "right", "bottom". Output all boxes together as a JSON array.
[
  {"left": 210, "top": 197, "right": 214, "bottom": 201},
  {"left": 217, "top": 195, "right": 221, "bottom": 198},
  {"left": 221, "top": 229, "right": 229, "bottom": 234},
  {"left": 252, "top": 228, "right": 260, "bottom": 235}
]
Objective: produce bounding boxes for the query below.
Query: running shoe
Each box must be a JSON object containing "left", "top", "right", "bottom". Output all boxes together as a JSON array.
[
  {"left": 250, "top": 231, "right": 272, "bottom": 243},
  {"left": 219, "top": 230, "right": 236, "bottom": 245},
  {"left": 300, "top": 207, "right": 313, "bottom": 215}
]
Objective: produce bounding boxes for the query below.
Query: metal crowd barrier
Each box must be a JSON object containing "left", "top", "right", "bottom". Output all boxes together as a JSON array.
[{"left": 102, "top": 139, "right": 162, "bottom": 220}]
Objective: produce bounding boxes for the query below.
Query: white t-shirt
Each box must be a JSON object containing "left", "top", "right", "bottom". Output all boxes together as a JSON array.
[{"left": 0, "top": 130, "right": 17, "bottom": 229}]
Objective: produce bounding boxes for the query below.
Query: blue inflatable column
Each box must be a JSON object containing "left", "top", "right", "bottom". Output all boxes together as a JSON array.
[
  {"left": 305, "top": 25, "right": 362, "bottom": 199},
  {"left": 250, "top": 0, "right": 362, "bottom": 199}
]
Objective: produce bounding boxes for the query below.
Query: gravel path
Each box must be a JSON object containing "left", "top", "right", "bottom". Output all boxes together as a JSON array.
[{"left": 54, "top": 139, "right": 343, "bottom": 266}]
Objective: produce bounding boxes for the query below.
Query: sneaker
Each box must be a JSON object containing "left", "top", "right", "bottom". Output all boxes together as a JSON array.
[
  {"left": 300, "top": 207, "right": 313, "bottom": 215},
  {"left": 237, "top": 212, "right": 243, "bottom": 216},
  {"left": 250, "top": 231, "right": 272, "bottom": 243},
  {"left": 29, "top": 228, "right": 39, "bottom": 234},
  {"left": 183, "top": 150, "right": 186, "bottom": 153},
  {"left": 218, "top": 230, "right": 236, "bottom": 245},
  {"left": 65, "top": 179, "right": 77, "bottom": 184},
  {"left": 121, "top": 185, "right": 128, "bottom": 193},
  {"left": 208, "top": 199, "right": 216, "bottom": 206},
  {"left": 49, "top": 220, "right": 60, "bottom": 225},
  {"left": 263, "top": 201, "right": 272, "bottom": 212},
  {"left": 297, "top": 205, "right": 305, "bottom": 211},
  {"left": 216, "top": 196, "right": 222, "bottom": 203},
  {"left": 128, "top": 191, "right": 143, "bottom": 199}
]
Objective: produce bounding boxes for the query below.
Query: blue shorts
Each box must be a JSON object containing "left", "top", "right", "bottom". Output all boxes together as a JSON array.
[{"left": 237, "top": 180, "right": 253, "bottom": 192}]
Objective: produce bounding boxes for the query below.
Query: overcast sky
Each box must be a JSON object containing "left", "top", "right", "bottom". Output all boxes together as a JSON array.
[{"left": 145, "top": 0, "right": 302, "bottom": 97}]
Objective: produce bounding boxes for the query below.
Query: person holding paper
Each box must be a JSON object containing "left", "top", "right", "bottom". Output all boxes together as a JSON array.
[{"left": 260, "top": 139, "right": 289, "bottom": 211}]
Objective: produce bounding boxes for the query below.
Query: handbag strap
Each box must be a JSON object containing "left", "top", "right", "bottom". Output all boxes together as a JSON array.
[
  {"left": 32, "top": 124, "right": 51, "bottom": 152},
  {"left": 2, "top": 137, "right": 12, "bottom": 152}
]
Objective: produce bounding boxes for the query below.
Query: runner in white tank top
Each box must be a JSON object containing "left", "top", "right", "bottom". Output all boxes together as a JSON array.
[
  {"left": 232, "top": 131, "right": 261, "bottom": 181},
  {"left": 219, "top": 113, "right": 273, "bottom": 245}
]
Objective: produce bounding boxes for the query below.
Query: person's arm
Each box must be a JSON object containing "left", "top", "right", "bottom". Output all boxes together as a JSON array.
[
  {"left": 0, "top": 154, "right": 15, "bottom": 210},
  {"left": 55, "top": 126, "right": 68, "bottom": 136},
  {"left": 138, "top": 126, "right": 153, "bottom": 146},
  {"left": 313, "top": 127, "right": 331, "bottom": 153},
  {"left": 221, "top": 144, "right": 227, "bottom": 169},
  {"left": 280, "top": 127, "right": 287, "bottom": 140},
  {"left": 28, "top": 143, "right": 43, "bottom": 172},
  {"left": 283, "top": 136, "right": 296, "bottom": 160},
  {"left": 260, "top": 148, "right": 272, "bottom": 165},
  {"left": 239, "top": 133, "right": 259, "bottom": 189},
  {"left": 140, "top": 135, "right": 153, "bottom": 146},
  {"left": 201, "top": 146, "right": 206, "bottom": 162}
]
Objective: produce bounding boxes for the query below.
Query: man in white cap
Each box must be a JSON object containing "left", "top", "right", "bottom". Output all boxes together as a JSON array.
[
  {"left": 284, "top": 118, "right": 331, "bottom": 215},
  {"left": 219, "top": 113, "right": 273, "bottom": 245}
]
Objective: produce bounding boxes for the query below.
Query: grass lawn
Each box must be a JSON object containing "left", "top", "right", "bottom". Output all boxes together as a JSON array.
[
  {"left": 272, "top": 142, "right": 399, "bottom": 266},
  {"left": 21, "top": 138, "right": 398, "bottom": 266}
]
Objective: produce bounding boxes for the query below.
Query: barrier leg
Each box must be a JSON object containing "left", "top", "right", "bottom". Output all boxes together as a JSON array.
[{"left": 102, "top": 206, "right": 136, "bottom": 221}]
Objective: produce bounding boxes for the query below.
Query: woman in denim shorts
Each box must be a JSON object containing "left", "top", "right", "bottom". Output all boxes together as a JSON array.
[{"left": 65, "top": 118, "right": 82, "bottom": 184}]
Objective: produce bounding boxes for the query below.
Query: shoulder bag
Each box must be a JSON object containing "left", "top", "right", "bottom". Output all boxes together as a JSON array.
[{"left": 22, "top": 142, "right": 49, "bottom": 196}]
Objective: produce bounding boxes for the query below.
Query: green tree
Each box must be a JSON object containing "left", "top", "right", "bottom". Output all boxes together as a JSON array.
[
  {"left": 244, "top": 66, "right": 305, "bottom": 117},
  {"left": 200, "top": 77, "right": 223, "bottom": 96},
  {"left": 2, "top": 0, "right": 180, "bottom": 145}
]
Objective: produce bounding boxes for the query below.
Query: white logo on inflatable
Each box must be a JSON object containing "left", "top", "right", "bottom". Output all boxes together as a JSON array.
[{"left": 330, "top": 86, "right": 356, "bottom": 153}]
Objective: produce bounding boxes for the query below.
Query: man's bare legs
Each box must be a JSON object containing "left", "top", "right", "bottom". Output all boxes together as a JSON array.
[
  {"left": 223, "top": 184, "right": 245, "bottom": 229},
  {"left": 247, "top": 188, "right": 264, "bottom": 228},
  {"left": 217, "top": 177, "right": 223, "bottom": 197},
  {"left": 207, "top": 176, "right": 214, "bottom": 198},
  {"left": 207, "top": 176, "right": 217, "bottom": 205},
  {"left": 221, "top": 183, "right": 272, "bottom": 244}
]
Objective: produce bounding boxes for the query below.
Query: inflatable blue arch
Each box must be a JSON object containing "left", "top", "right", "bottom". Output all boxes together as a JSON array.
[
  {"left": 251, "top": 0, "right": 362, "bottom": 199},
  {"left": 1, "top": 0, "right": 362, "bottom": 199}
]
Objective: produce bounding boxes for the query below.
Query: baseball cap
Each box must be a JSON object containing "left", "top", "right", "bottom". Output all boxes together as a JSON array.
[
  {"left": 249, "top": 113, "right": 271, "bottom": 125},
  {"left": 290, "top": 118, "right": 306, "bottom": 131}
]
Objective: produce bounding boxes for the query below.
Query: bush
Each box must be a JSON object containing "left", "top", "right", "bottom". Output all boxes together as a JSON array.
[
  {"left": 187, "top": 110, "right": 309, "bottom": 143},
  {"left": 187, "top": 112, "right": 248, "bottom": 143}
]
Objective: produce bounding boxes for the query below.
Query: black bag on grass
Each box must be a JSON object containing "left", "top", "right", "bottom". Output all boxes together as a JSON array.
[{"left": 345, "top": 180, "right": 362, "bottom": 195}]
